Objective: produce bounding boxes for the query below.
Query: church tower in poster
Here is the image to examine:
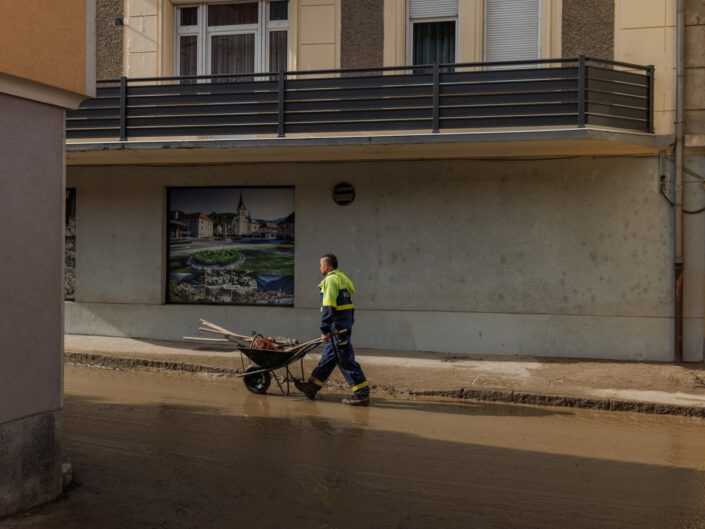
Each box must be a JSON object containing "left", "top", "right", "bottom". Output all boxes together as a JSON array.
[{"left": 232, "top": 191, "right": 258, "bottom": 237}]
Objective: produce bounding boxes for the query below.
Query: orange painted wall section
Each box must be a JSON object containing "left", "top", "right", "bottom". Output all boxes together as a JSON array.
[{"left": 0, "top": 0, "right": 88, "bottom": 95}]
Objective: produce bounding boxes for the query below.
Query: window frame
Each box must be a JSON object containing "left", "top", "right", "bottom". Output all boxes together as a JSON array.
[
  {"left": 265, "top": 1, "right": 289, "bottom": 73},
  {"left": 175, "top": 4, "right": 204, "bottom": 76},
  {"left": 174, "top": 1, "right": 289, "bottom": 78},
  {"left": 407, "top": 16, "right": 458, "bottom": 67}
]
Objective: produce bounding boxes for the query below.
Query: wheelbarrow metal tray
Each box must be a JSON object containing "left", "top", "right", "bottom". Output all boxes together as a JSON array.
[
  {"left": 237, "top": 340, "right": 321, "bottom": 372},
  {"left": 238, "top": 348, "right": 301, "bottom": 370}
]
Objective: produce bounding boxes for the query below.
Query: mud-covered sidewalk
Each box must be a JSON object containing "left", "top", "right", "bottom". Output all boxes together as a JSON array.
[{"left": 64, "top": 334, "right": 705, "bottom": 418}]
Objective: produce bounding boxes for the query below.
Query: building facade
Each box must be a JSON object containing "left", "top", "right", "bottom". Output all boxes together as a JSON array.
[
  {"left": 0, "top": 0, "right": 95, "bottom": 516},
  {"left": 182, "top": 212, "right": 215, "bottom": 238},
  {"left": 66, "top": 0, "right": 705, "bottom": 362}
]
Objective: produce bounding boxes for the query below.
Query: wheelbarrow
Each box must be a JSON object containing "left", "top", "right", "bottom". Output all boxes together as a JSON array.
[
  {"left": 184, "top": 319, "right": 324, "bottom": 395},
  {"left": 236, "top": 339, "right": 323, "bottom": 394}
]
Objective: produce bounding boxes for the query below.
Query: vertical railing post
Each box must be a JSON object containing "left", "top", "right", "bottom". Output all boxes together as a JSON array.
[
  {"left": 119, "top": 76, "right": 127, "bottom": 141},
  {"left": 647, "top": 64, "right": 655, "bottom": 133},
  {"left": 577, "top": 55, "right": 586, "bottom": 128},
  {"left": 277, "top": 69, "right": 286, "bottom": 138},
  {"left": 432, "top": 61, "right": 440, "bottom": 133}
]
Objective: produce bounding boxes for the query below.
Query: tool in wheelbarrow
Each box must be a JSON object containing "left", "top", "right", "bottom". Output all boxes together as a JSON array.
[{"left": 184, "top": 320, "right": 346, "bottom": 396}]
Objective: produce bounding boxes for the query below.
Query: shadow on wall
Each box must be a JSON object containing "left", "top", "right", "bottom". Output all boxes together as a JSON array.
[{"left": 4, "top": 391, "right": 704, "bottom": 529}]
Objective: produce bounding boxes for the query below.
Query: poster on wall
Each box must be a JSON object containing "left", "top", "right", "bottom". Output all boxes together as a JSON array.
[
  {"left": 65, "top": 188, "right": 76, "bottom": 301},
  {"left": 167, "top": 187, "right": 295, "bottom": 306}
]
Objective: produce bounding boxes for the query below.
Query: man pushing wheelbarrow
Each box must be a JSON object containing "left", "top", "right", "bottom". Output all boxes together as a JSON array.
[{"left": 295, "top": 254, "right": 370, "bottom": 407}]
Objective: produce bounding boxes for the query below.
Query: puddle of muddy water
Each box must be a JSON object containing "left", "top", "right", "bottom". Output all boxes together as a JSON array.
[
  {"left": 5, "top": 365, "right": 704, "bottom": 529},
  {"left": 63, "top": 365, "right": 705, "bottom": 470}
]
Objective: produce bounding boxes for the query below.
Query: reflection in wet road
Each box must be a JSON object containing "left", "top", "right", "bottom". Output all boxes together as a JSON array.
[{"left": 4, "top": 366, "right": 705, "bottom": 529}]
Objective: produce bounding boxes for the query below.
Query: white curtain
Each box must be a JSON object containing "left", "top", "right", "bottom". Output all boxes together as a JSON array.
[
  {"left": 211, "top": 34, "right": 256, "bottom": 76},
  {"left": 269, "top": 31, "right": 288, "bottom": 72},
  {"left": 208, "top": 3, "right": 258, "bottom": 26},
  {"left": 413, "top": 21, "right": 455, "bottom": 65},
  {"left": 179, "top": 35, "right": 198, "bottom": 76}
]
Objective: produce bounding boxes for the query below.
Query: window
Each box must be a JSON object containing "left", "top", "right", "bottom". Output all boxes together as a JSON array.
[
  {"left": 179, "top": 35, "right": 198, "bottom": 77},
  {"left": 409, "top": 0, "right": 458, "bottom": 66},
  {"left": 484, "top": 0, "right": 540, "bottom": 64},
  {"left": 176, "top": 1, "right": 289, "bottom": 78},
  {"left": 268, "top": 30, "right": 287, "bottom": 72},
  {"left": 412, "top": 21, "right": 455, "bottom": 65}
]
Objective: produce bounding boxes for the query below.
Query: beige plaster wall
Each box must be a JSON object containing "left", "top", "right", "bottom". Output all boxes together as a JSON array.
[
  {"left": 296, "top": 0, "right": 341, "bottom": 71},
  {"left": 383, "top": 0, "right": 405, "bottom": 66},
  {"left": 685, "top": 0, "right": 705, "bottom": 138},
  {"left": 614, "top": 0, "right": 677, "bottom": 135},
  {"left": 124, "top": 0, "right": 160, "bottom": 77}
]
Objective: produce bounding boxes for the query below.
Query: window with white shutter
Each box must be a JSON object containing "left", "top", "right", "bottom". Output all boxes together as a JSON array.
[
  {"left": 408, "top": 0, "right": 458, "bottom": 65},
  {"left": 484, "top": 0, "right": 540, "bottom": 64}
]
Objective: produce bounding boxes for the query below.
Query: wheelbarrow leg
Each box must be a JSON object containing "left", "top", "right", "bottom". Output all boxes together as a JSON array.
[{"left": 272, "top": 372, "right": 285, "bottom": 394}]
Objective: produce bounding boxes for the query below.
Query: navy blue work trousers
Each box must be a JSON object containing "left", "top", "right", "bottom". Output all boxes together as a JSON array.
[{"left": 310, "top": 332, "right": 369, "bottom": 396}]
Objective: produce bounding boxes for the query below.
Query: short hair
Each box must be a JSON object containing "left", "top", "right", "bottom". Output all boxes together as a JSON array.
[{"left": 321, "top": 253, "right": 338, "bottom": 269}]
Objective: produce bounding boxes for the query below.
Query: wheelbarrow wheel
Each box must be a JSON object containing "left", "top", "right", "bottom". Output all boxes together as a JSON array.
[{"left": 243, "top": 366, "right": 271, "bottom": 394}]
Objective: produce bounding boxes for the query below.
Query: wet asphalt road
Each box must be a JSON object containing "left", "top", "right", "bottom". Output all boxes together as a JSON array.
[{"left": 3, "top": 365, "right": 705, "bottom": 529}]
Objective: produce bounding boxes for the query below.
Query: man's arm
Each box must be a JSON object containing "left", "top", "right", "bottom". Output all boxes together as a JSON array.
[{"left": 320, "top": 277, "right": 339, "bottom": 336}]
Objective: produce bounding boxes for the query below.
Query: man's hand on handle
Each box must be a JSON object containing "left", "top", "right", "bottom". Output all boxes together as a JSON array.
[{"left": 320, "top": 328, "right": 347, "bottom": 343}]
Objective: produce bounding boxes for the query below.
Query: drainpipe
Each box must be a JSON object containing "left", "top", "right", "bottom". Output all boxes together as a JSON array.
[{"left": 674, "top": 0, "right": 685, "bottom": 362}]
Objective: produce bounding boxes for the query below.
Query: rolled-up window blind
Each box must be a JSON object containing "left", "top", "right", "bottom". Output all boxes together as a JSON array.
[
  {"left": 409, "top": 0, "right": 458, "bottom": 19},
  {"left": 484, "top": 0, "right": 540, "bottom": 63}
]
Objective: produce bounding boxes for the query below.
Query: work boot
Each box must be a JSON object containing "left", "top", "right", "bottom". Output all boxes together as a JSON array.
[
  {"left": 342, "top": 394, "right": 370, "bottom": 407},
  {"left": 294, "top": 379, "right": 318, "bottom": 400}
]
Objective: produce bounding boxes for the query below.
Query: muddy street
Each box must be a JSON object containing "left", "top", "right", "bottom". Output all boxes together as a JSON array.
[{"left": 4, "top": 365, "right": 705, "bottom": 529}]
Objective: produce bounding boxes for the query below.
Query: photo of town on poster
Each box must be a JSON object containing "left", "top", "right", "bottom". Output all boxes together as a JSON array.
[
  {"left": 65, "top": 188, "right": 76, "bottom": 301},
  {"left": 167, "top": 187, "right": 295, "bottom": 306}
]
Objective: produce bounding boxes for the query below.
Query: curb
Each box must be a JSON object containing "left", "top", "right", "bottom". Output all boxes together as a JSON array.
[
  {"left": 64, "top": 352, "right": 705, "bottom": 420},
  {"left": 407, "top": 388, "right": 705, "bottom": 419},
  {"left": 65, "top": 351, "right": 240, "bottom": 376}
]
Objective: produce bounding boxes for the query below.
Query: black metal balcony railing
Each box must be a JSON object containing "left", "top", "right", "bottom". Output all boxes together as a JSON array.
[{"left": 66, "top": 56, "right": 654, "bottom": 141}]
